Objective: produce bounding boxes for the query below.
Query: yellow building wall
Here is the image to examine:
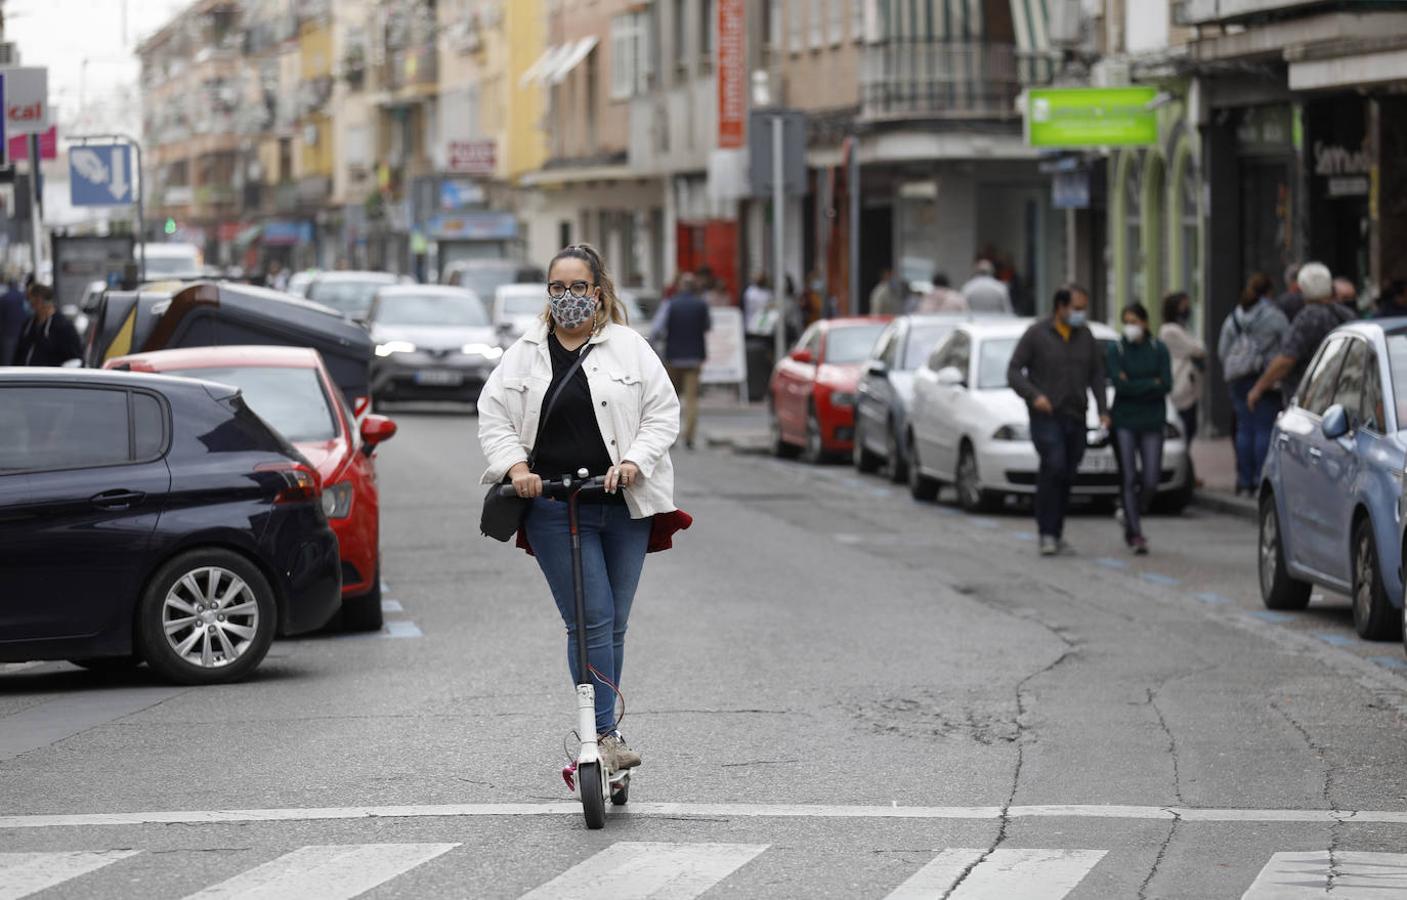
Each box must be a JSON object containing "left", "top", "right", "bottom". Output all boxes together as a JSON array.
[
  {"left": 299, "top": 21, "right": 335, "bottom": 177},
  {"left": 504, "top": 0, "right": 546, "bottom": 180}
]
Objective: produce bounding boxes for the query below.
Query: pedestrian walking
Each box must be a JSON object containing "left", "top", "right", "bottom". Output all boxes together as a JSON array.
[
  {"left": 0, "top": 275, "right": 28, "bottom": 366},
  {"left": 1217, "top": 274, "right": 1290, "bottom": 496},
  {"left": 743, "top": 272, "right": 772, "bottom": 333},
  {"left": 1375, "top": 279, "right": 1407, "bottom": 319},
  {"left": 478, "top": 243, "right": 682, "bottom": 774},
  {"left": 15, "top": 283, "right": 83, "bottom": 367},
  {"left": 1334, "top": 277, "right": 1359, "bottom": 315},
  {"left": 917, "top": 272, "right": 967, "bottom": 313},
  {"left": 1275, "top": 262, "right": 1304, "bottom": 322},
  {"left": 658, "top": 272, "right": 712, "bottom": 450},
  {"left": 1007, "top": 285, "right": 1110, "bottom": 557},
  {"left": 1158, "top": 291, "right": 1206, "bottom": 444},
  {"left": 1107, "top": 303, "right": 1172, "bottom": 555},
  {"left": 869, "top": 267, "right": 907, "bottom": 317},
  {"left": 1248, "top": 262, "right": 1352, "bottom": 410},
  {"left": 961, "top": 259, "right": 1015, "bottom": 315}
]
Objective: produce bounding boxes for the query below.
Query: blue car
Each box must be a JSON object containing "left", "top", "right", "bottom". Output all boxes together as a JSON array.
[{"left": 1259, "top": 321, "right": 1407, "bottom": 642}]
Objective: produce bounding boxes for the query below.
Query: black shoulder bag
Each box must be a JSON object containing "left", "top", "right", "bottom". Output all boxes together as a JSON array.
[{"left": 480, "top": 344, "right": 594, "bottom": 541}]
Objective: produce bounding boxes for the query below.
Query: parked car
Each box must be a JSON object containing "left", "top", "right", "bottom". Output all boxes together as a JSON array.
[
  {"left": 1258, "top": 321, "right": 1407, "bottom": 643},
  {"left": 492, "top": 283, "right": 548, "bottom": 342},
  {"left": 443, "top": 259, "right": 542, "bottom": 299},
  {"left": 104, "top": 345, "right": 396, "bottom": 630},
  {"left": 0, "top": 368, "right": 341, "bottom": 682},
  {"left": 305, "top": 271, "right": 406, "bottom": 321},
  {"left": 906, "top": 318, "right": 1192, "bottom": 512},
  {"left": 286, "top": 269, "right": 319, "bottom": 298},
  {"left": 854, "top": 314, "right": 990, "bottom": 482},
  {"left": 768, "top": 317, "right": 891, "bottom": 463},
  {"left": 365, "top": 285, "right": 500, "bottom": 404},
  {"left": 140, "top": 242, "right": 203, "bottom": 281}
]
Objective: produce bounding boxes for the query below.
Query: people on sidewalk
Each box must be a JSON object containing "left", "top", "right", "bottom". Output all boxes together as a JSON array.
[
  {"left": 918, "top": 272, "right": 966, "bottom": 313},
  {"left": 1248, "top": 262, "right": 1352, "bottom": 409},
  {"left": 1007, "top": 285, "right": 1110, "bottom": 557},
  {"left": 1217, "top": 273, "right": 1290, "bottom": 496},
  {"left": 1107, "top": 304, "right": 1172, "bottom": 555},
  {"left": 0, "top": 275, "right": 28, "bottom": 366},
  {"left": 961, "top": 259, "right": 1015, "bottom": 315},
  {"left": 657, "top": 273, "right": 712, "bottom": 450},
  {"left": 1158, "top": 291, "right": 1206, "bottom": 446},
  {"left": 15, "top": 283, "right": 83, "bottom": 367},
  {"left": 1275, "top": 263, "right": 1304, "bottom": 323},
  {"left": 1375, "top": 279, "right": 1407, "bottom": 319},
  {"left": 743, "top": 272, "right": 772, "bottom": 333},
  {"left": 869, "top": 267, "right": 907, "bottom": 316}
]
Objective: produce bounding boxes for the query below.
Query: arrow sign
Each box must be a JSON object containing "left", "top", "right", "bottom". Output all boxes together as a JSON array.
[
  {"left": 69, "top": 143, "right": 134, "bottom": 207},
  {"left": 108, "top": 151, "right": 127, "bottom": 199}
]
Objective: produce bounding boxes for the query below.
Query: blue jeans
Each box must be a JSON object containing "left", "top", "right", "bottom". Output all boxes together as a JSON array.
[
  {"left": 1030, "top": 413, "right": 1087, "bottom": 540},
  {"left": 1115, "top": 428, "right": 1163, "bottom": 541},
  {"left": 1228, "top": 377, "right": 1282, "bottom": 491},
  {"left": 523, "top": 498, "right": 651, "bottom": 735}
]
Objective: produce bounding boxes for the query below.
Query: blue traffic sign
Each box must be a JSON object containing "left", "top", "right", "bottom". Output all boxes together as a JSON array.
[{"left": 69, "top": 144, "right": 134, "bottom": 206}]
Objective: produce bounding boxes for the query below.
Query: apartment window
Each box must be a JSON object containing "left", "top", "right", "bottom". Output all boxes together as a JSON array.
[
  {"left": 674, "top": 0, "right": 689, "bottom": 80},
  {"left": 852, "top": 0, "right": 865, "bottom": 41},
  {"left": 585, "top": 51, "right": 599, "bottom": 151},
  {"left": 610, "top": 12, "right": 652, "bottom": 99},
  {"left": 827, "top": 0, "right": 844, "bottom": 45},
  {"left": 789, "top": 0, "right": 805, "bottom": 52},
  {"left": 700, "top": 0, "right": 715, "bottom": 69},
  {"left": 765, "top": 0, "right": 781, "bottom": 50},
  {"left": 808, "top": 0, "right": 824, "bottom": 48}
]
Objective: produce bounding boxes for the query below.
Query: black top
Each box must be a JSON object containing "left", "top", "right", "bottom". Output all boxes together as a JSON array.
[
  {"left": 17, "top": 311, "right": 84, "bottom": 367},
  {"left": 663, "top": 290, "right": 712, "bottom": 364},
  {"left": 1281, "top": 301, "right": 1355, "bottom": 396},
  {"left": 1007, "top": 319, "right": 1109, "bottom": 421},
  {"left": 532, "top": 332, "right": 623, "bottom": 504}
]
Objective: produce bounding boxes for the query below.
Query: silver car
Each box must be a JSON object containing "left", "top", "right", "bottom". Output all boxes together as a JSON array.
[{"left": 368, "top": 285, "right": 501, "bottom": 404}]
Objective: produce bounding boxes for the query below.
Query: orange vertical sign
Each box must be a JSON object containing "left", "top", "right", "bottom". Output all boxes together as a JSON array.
[{"left": 717, "top": 0, "right": 746, "bottom": 149}]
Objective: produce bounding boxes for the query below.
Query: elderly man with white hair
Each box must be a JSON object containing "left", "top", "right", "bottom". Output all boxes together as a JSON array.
[
  {"left": 961, "top": 258, "right": 1014, "bottom": 315},
  {"left": 1248, "top": 261, "right": 1354, "bottom": 410}
]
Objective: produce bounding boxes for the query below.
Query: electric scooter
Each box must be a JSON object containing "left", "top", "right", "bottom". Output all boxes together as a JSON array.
[{"left": 499, "top": 469, "right": 630, "bottom": 829}]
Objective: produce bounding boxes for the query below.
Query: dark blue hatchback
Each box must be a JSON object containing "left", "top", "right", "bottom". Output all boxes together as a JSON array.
[{"left": 0, "top": 368, "right": 341, "bottom": 684}]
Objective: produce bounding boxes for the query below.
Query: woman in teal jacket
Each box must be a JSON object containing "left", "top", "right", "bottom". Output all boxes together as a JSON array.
[{"left": 1107, "top": 303, "right": 1172, "bottom": 554}]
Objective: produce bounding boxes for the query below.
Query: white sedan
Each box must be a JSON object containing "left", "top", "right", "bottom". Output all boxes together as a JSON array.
[{"left": 905, "top": 318, "right": 1193, "bottom": 512}]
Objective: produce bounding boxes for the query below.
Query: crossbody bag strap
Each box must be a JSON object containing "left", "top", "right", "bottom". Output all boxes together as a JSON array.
[{"left": 527, "top": 343, "right": 594, "bottom": 469}]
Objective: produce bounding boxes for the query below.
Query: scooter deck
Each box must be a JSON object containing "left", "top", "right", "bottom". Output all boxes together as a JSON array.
[{"left": 562, "top": 760, "right": 635, "bottom": 792}]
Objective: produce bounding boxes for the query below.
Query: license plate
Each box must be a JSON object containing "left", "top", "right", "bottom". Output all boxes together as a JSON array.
[
  {"left": 1081, "top": 453, "right": 1118, "bottom": 474},
  {"left": 414, "top": 370, "right": 464, "bottom": 386}
]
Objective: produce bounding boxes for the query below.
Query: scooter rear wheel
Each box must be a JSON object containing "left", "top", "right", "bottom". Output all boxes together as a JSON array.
[
  {"left": 611, "top": 774, "right": 630, "bottom": 806},
  {"left": 579, "top": 761, "right": 606, "bottom": 829}
]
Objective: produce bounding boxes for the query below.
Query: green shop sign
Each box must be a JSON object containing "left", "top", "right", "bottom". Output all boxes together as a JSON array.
[{"left": 1026, "top": 87, "right": 1159, "bottom": 148}]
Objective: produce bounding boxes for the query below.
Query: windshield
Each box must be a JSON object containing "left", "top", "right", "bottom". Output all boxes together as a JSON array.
[
  {"left": 825, "top": 325, "right": 886, "bottom": 364},
  {"left": 500, "top": 291, "right": 545, "bottom": 316},
  {"left": 1385, "top": 335, "right": 1407, "bottom": 426},
  {"left": 166, "top": 366, "right": 338, "bottom": 442},
  {"left": 976, "top": 338, "right": 1020, "bottom": 389},
  {"left": 307, "top": 279, "right": 388, "bottom": 316},
  {"left": 903, "top": 325, "right": 957, "bottom": 370},
  {"left": 376, "top": 292, "right": 488, "bottom": 327},
  {"left": 143, "top": 254, "right": 201, "bottom": 278},
  {"left": 457, "top": 267, "right": 519, "bottom": 300}
]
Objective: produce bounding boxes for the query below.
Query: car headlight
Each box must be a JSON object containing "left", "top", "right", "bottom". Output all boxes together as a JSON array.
[
  {"left": 321, "top": 481, "right": 354, "bottom": 519},
  {"left": 1164, "top": 421, "right": 1182, "bottom": 440},
  {"left": 461, "top": 342, "right": 505, "bottom": 360},
  {"left": 830, "top": 392, "right": 856, "bottom": 407},
  {"left": 993, "top": 424, "right": 1030, "bottom": 441},
  {"left": 375, "top": 340, "right": 416, "bottom": 357}
]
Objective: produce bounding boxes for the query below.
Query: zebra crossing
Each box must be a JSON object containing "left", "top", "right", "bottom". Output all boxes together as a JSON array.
[{"left": 3, "top": 842, "right": 1406, "bottom": 898}]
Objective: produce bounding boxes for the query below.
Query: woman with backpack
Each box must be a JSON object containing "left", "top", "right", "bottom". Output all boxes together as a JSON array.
[
  {"left": 1217, "top": 274, "right": 1290, "bottom": 497},
  {"left": 1107, "top": 303, "right": 1172, "bottom": 554}
]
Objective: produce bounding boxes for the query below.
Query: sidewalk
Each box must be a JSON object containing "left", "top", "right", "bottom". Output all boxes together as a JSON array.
[{"left": 1188, "top": 437, "right": 1257, "bottom": 520}]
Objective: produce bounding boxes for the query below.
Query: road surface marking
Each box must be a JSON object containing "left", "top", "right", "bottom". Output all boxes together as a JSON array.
[
  {"left": 518, "top": 842, "right": 766, "bottom": 900},
  {"left": 0, "top": 850, "right": 140, "bottom": 899},
  {"left": 886, "top": 848, "right": 1106, "bottom": 899},
  {"left": 1194, "top": 592, "right": 1233, "bottom": 605},
  {"left": 6, "top": 803, "right": 1407, "bottom": 830},
  {"left": 0, "top": 686, "right": 186, "bottom": 761},
  {"left": 1094, "top": 557, "right": 1127, "bottom": 570},
  {"left": 1370, "top": 656, "right": 1407, "bottom": 671},
  {"left": 1313, "top": 632, "right": 1358, "bottom": 647},
  {"left": 182, "top": 843, "right": 457, "bottom": 900},
  {"left": 1140, "top": 572, "right": 1181, "bottom": 587},
  {"left": 383, "top": 621, "right": 422, "bottom": 639},
  {"left": 1248, "top": 611, "right": 1296, "bottom": 624},
  {"left": 1242, "top": 850, "right": 1407, "bottom": 897},
  {"left": 380, "top": 600, "right": 403, "bottom": 613}
]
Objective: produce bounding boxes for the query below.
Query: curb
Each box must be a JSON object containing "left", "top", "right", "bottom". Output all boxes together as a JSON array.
[{"left": 1190, "top": 491, "right": 1257, "bottom": 521}]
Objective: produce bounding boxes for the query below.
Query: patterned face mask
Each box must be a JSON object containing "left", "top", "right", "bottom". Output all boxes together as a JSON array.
[{"left": 549, "top": 294, "right": 597, "bottom": 330}]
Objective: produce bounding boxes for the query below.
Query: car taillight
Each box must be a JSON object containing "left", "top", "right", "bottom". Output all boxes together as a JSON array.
[{"left": 256, "top": 462, "right": 322, "bottom": 504}]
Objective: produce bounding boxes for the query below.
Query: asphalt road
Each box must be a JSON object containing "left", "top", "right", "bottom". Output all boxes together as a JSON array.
[{"left": 4, "top": 405, "right": 1407, "bottom": 899}]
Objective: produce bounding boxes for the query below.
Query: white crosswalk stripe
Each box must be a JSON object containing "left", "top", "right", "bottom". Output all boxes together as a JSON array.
[
  {"left": 517, "top": 841, "right": 768, "bottom": 900},
  {"left": 181, "top": 843, "right": 458, "bottom": 900},
  {"left": 1242, "top": 851, "right": 1407, "bottom": 898},
  {"left": 0, "top": 850, "right": 141, "bottom": 900},
  {"left": 884, "top": 848, "right": 1107, "bottom": 899}
]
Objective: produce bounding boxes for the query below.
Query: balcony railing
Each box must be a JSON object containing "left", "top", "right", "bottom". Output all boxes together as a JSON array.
[
  {"left": 382, "top": 43, "right": 438, "bottom": 93},
  {"left": 1174, "top": 0, "right": 1327, "bottom": 26},
  {"left": 860, "top": 39, "right": 1056, "bottom": 121}
]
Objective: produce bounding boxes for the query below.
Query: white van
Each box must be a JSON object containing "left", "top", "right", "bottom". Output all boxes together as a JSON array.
[{"left": 140, "top": 243, "right": 203, "bottom": 281}]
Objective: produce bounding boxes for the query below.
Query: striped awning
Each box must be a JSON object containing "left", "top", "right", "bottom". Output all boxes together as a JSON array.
[
  {"left": 877, "top": 0, "right": 986, "bottom": 41},
  {"left": 1010, "top": 0, "right": 1051, "bottom": 53}
]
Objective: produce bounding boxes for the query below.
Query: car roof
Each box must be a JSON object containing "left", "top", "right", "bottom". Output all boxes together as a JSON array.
[
  {"left": 956, "top": 317, "right": 1118, "bottom": 340},
  {"left": 313, "top": 271, "right": 400, "bottom": 283},
  {"left": 105, "top": 345, "right": 323, "bottom": 371},
  {"left": 496, "top": 283, "right": 544, "bottom": 298},
  {"left": 449, "top": 259, "right": 520, "bottom": 270},
  {"left": 820, "top": 316, "right": 890, "bottom": 329},
  {"left": 0, "top": 366, "right": 221, "bottom": 393},
  {"left": 379, "top": 284, "right": 481, "bottom": 300}
]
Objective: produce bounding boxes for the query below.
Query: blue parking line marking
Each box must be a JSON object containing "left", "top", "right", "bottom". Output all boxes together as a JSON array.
[
  {"left": 1141, "top": 572, "right": 1181, "bottom": 587},
  {"left": 1248, "top": 610, "right": 1296, "bottom": 624},
  {"left": 1194, "top": 592, "right": 1232, "bottom": 605},
  {"left": 1313, "top": 632, "right": 1358, "bottom": 647},
  {"left": 1012, "top": 531, "right": 1036, "bottom": 542},
  {"left": 1369, "top": 656, "right": 1407, "bottom": 671},
  {"left": 384, "top": 621, "right": 423, "bottom": 639},
  {"left": 1094, "top": 557, "right": 1127, "bottom": 570},
  {"left": 381, "top": 600, "right": 404, "bottom": 613},
  {"left": 970, "top": 518, "right": 1000, "bottom": 529}
]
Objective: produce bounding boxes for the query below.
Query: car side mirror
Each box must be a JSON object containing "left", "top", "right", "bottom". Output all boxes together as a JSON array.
[
  {"left": 1321, "top": 404, "right": 1350, "bottom": 440},
  {"left": 935, "top": 365, "right": 965, "bottom": 388},
  {"left": 790, "top": 348, "right": 814, "bottom": 364},
  {"left": 866, "top": 360, "right": 887, "bottom": 377},
  {"left": 360, "top": 414, "right": 397, "bottom": 451}
]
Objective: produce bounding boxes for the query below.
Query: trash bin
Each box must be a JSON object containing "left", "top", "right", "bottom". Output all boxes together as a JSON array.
[{"left": 745, "top": 336, "right": 774, "bottom": 402}]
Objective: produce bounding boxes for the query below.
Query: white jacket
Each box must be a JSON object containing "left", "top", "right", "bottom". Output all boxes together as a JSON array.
[{"left": 478, "top": 320, "right": 680, "bottom": 518}]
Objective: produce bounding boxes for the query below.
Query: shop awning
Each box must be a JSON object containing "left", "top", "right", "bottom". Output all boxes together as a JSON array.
[
  {"left": 546, "top": 36, "right": 598, "bottom": 85},
  {"left": 519, "top": 44, "right": 569, "bottom": 88},
  {"left": 1009, "top": 0, "right": 1051, "bottom": 54}
]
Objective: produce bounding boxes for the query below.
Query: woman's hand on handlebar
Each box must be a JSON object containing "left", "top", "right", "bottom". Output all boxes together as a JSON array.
[
  {"left": 508, "top": 462, "right": 543, "bottom": 499},
  {"left": 605, "top": 461, "right": 639, "bottom": 494}
]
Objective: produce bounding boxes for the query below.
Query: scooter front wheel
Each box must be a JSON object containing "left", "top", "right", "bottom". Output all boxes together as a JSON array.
[{"left": 578, "top": 761, "right": 607, "bottom": 829}]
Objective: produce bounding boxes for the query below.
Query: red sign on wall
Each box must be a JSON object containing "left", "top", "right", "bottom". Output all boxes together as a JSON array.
[
  {"left": 8, "top": 125, "right": 57, "bottom": 161},
  {"left": 447, "top": 140, "right": 497, "bottom": 175},
  {"left": 717, "top": 0, "right": 746, "bottom": 149}
]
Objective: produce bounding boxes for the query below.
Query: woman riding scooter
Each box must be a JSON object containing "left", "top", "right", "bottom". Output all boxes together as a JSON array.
[{"left": 478, "top": 244, "right": 681, "bottom": 773}]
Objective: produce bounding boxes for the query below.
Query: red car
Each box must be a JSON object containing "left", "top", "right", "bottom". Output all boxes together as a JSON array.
[
  {"left": 769, "top": 316, "right": 890, "bottom": 462},
  {"left": 105, "top": 346, "right": 397, "bottom": 630}
]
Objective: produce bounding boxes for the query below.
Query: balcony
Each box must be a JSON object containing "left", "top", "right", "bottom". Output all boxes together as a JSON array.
[
  {"left": 297, "top": 175, "right": 332, "bottom": 206},
  {"left": 860, "top": 40, "right": 1055, "bottom": 122},
  {"left": 381, "top": 43, "right": 438, "bottom": 95},
  {"left": 1175, "top": 0, "right": 1348, "bottom": 26}
]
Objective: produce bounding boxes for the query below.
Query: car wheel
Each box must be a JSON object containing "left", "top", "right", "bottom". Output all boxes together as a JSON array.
[
  {"left": 907, "top": 431, "right": 940, "bottom": 502},
  {"left": 887, "top": 422, "right": 908, "bottom": 484},
  {"left": 769, "top": 403, "right": 800, "bottom": 460},
  {"left": 1352, "top": 519, "right": 1401, "bottom": 641},
  {"left": 801, "top": 407, "right": 826, "bottom": 465},
  {"left": 853, "top": 416, "right": 882, "bottom": 474},
  {"left": 340, "top": 567, "right": 384, "bottom": 632},
  {"left": 136, "top": 549, "right": 277, "bottom": 685},
  {"left": 1259, "top": 493, "right": 1312, "bottom": 612},
  {"left": 956, "top": 443, "right": 1001, "bottom": 513}
]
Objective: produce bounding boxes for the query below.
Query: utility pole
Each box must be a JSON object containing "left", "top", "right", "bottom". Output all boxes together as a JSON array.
[{"left": 771, "top": 114, "right": 786, "bottom": 365}]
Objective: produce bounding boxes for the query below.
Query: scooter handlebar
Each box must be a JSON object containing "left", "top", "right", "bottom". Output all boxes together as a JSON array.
[{"left": 495, "top": 473, "right": 609, "bottom": 499}]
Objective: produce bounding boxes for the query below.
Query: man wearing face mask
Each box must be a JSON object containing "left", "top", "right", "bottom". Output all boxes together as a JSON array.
[{"left": 1007, "top": 285, "right": 1111, "bottom": 556}]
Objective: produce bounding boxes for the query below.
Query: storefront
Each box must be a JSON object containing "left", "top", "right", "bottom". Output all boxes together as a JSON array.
[{"left": 1304, "top": 97, "right": 1371, "bottom": 291}]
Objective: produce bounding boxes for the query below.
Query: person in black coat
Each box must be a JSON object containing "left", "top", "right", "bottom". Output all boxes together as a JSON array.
[{"left": 16, "top": 283, "right": 84, "bottom": 367}]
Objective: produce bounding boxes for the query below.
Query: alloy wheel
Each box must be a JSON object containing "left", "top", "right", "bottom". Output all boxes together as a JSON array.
[
  {"left": 1259, "top": 507, "right": 1278, "bottom": 597},
  {"left": 1355, "top": 532, "right": 1374, "bottom": 625},
  {"left": 958, "top": 450, "right": 981, "bottom": 508},
  {"left": 162, "top": 567, "right": 260, "bottom": 669}
]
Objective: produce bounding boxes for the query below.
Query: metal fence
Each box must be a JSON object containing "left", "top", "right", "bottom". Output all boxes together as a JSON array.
[{"left": 860, "top": 39, "right": 1057, "bottom": 120}]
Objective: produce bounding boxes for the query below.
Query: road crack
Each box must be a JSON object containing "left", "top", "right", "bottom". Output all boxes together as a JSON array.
[{"left": 1273, "top": 700, "right": 1343, "bottom": 890}]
